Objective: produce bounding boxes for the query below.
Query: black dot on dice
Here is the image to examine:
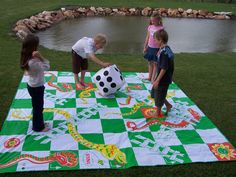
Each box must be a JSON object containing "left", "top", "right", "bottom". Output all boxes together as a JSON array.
[
  {"left": 99, "top": 81, "right": 104, "bottom": 87},
  {"left": 96, "top": 75, "right": 101, "bottom": 81},
  {"left": 115, "top": 67, "right": 119, "bottom": 72},
  {"left": 103, "top": 88, "right": 108, "bottom": 93},
  {"left": 107, "top": 77, "right": 112, "bottom": 82},
  {"left": 120, "top": 76, "right": 123, "bottom": 81},
  {"left": 111, "top": 83, "right": 116, "bottom": 88},
  {"left": 104, "top": 71, "right": 109, "bottom": 76}
]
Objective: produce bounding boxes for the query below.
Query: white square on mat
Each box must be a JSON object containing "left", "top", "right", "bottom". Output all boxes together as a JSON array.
[
  {"left": 50, "top": 134, "right": 78, "bottom": 151},
  {"left": 184, "top": 144, "right": 218, "bottom": 162},
  {"left": 98, "top": 108, "right": 123, "bottom": 119},
  {"left": 56, "top": 90, "right": 76, "bottom": 99},
  {"left": 152, "top": 131, "right": 182, "bottom": 146},
  {"left": 57, "top": 76, "right": 75, "bottom": 83},
  {"left": 76, "top": 98, "right": 97, "bottom": 108},
  {"left": 103, "top": 132, "right": 132, "bottom": 149},
  {"left": 53, "top": 108, "right": 76, "bottom": 121},
  {"left": 196, "top": 128, "right": 228, "bottom": 144},
  {"left": 0, "top": 135, "right": 26, "bottom": 153},
  {"left": 15, "top": 89, "right": 31, "bottom": 99},
  {"left": 77, "top": 119, "right": 103, "bottom": 134},
  {"left": 6, "top": 108, "right": 32, "bottom": 121},
  {"left": 124, "top": 119, "right": 150, "bottom": 132},
  {"left": 133, "top": 147, "right": 166, "bottom": 165},
  {"left": 79, "top": 150, "right": 110, "bottom": 169}
]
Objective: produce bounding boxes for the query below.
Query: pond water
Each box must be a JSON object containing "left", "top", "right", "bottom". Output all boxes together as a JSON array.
[{"left": 36, "top": 16, "right": 236, "bottom": 54}]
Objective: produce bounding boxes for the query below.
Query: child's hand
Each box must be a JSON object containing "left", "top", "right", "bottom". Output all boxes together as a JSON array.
[
  {"left": 32, "top": 51, "right": 43, "bottom": 61},
  {"left": 152, "top": 80, "right": 159, "bottom": 89},
  {"left": 143, "top": 47, "right": 147, "bottom": 54}
]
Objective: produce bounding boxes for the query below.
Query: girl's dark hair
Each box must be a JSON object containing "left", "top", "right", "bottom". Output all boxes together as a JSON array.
[
  {"left": 149, "top": 14, "right": 163, "bottom": 26},
  {"left": 20, "top": 34, "right": 39, "bottom": 70},
  {"left": 154, "top": 29, "right": 168, "bottom": 44}
]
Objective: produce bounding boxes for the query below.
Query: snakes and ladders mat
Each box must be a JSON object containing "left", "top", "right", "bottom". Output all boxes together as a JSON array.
[{"left": 0, "top": 71, "right": 235, "bottom": 173}]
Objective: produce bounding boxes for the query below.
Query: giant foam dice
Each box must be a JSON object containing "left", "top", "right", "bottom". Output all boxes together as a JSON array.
[{"left": 92, "top": 64, "right": 125, "bottom": 96}]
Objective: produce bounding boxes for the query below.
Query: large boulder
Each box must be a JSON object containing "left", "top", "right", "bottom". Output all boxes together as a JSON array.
[{"left": 142, "top": 7, "right": 152, "bottom": 16}]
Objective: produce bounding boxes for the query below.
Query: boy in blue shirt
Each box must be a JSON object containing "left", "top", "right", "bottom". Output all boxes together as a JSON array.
[{"left": 151, "top": 29, "right": 174, "bottom": 117}]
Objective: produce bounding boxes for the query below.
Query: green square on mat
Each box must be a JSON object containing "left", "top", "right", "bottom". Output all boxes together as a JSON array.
[
  {"left": 101, "top": 119, "right": 126, "bottom": 133},
  {"left": 43, "top": 111, "right": 54, "bottom": 121},
  {"left": 148, "top": 120, "right": 162, "bottom": 132},
  {"left": 96, "top": 98, "right": 119, "bottom": 108},
  {"left": 76, "top": 108, "right": 100, "bottom": 119},
  {"left": 52, "top": 120, "right": 69, "bottom": 134},
  {"left": 0, "top": 121, "right": 29, "bottom": 135},
  {"left": 22, "top": 135, "right": 51, "bottom": 151},
  {"left": 163, "top": 145, "right": 192, "bottom": 164},
  {"left": 55, "top": 98, "right": 76, "bottom": 108},
  {"left": 78, "top": 133, "right": 104, "bottom": 150},
  {"left": 172, "top": 97, "right": 195, "bottom": 106},
  {"left": 0, "top": 152, "right": 21, "bottom": 173},
  {"left": 76, "top": 90, "right": 96, "bottom": 98},
  {"left": 168, "top": 83, "right": 180, "bottom": 90},
  {"left": 115, "top": 147, "right": 138, "bottom": 169},
  {"left": 45, "top": 90, "right": 56, "bottom": 95},
  {"left": 194, "top": 116, "right": 216, "bottom": 130},
  {"left": 128, "top": 131, "right": 155, "bottom": 147},
  {"left": 58, "top": 72, "right": 74, "bottom": 77},
  {"left": 175, "top": 130, "right": 204, "bottom": 145},
  {"left": 18, "top": 82, "right": 27, "bottom": 89},
  {"left": 120, "top": 107, "right": 144, "bottom": 119},
  {"left": 45, "top": 74, "right": 57, "bottom": 82},
  {"left": 114, "top": 91, "right": 129, "bottom": 98},
  {"left": 84, "top": 77, "right": 92, "bottom": 83},
  {"left": 11, "top": 99, "right": 32, "bottom": 108}
]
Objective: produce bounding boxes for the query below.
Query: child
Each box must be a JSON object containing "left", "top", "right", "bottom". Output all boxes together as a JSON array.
[
  {"left": 72, "top": 33, "right": 112, "bottom": 89},
  {"left": 143, "top": 14, "right": 164, "bottom": 82},
  {"left": 20, "top": 34, "right": 50, "bottom": 132},
  {"left": 151, "top": 29, "right": 174, "bottom": 117}
]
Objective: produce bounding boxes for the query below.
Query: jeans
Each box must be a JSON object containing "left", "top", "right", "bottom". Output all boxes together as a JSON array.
[{"left": 27, "top": 84, "right": 45, "bottom": 131}]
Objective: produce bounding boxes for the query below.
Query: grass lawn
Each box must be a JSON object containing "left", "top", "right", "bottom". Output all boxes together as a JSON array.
[{"left": 0, "top": 0, "right": 236, "bottom": 176}]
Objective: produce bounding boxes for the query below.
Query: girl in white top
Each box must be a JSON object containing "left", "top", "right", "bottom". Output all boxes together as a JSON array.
[
  {"left": 72, "top": 34, "right": 111, "bottom": 89},
  {"left": 20, "top": 34, "right": 50, "bottom": 132}
]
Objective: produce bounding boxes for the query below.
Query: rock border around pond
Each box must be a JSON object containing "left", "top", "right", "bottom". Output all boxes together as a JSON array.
[{"left": 13, "top": 6, "right": 233, "bottom": 40}]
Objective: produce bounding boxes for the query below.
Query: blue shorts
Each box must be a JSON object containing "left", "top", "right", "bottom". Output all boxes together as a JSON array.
[{"left": 144, "top": 47, "right": 159, "bottom": 62}]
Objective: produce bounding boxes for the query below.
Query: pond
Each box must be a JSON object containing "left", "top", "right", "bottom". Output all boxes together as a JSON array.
[{"left": 36, "top": 16, "right": 236, "bottom": 54}]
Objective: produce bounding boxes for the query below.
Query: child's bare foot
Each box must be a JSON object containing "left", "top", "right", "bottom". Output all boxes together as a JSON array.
[
  {"left": 148, "top": 110, "right": 164, "bottom": 118},
  {"left": 80, "top": 81, "right": 89, "bottom": 87},
  {"left": 41, "top": 127, "right": 50, "bottom": 132},
  {"left": 76, "top": 82, "right": 85, "bottom": 90},
  {"left": 42, "top": 122, "right": 50, "bottom": 132},
  {"left": 165, "top": 104, "right": 173, "bottom": 115}
]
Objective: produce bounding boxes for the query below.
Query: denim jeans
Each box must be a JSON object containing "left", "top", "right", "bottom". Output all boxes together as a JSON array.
[{"left": 27, "top": 84, "right": 45, "bottom": 131}]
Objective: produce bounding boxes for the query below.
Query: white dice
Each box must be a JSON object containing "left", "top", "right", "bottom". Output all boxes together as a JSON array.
[{"left": 92, "top": 65, "right": 125, "bottom": 96}]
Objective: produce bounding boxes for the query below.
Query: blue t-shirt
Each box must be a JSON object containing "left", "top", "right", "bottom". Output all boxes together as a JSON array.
[{"left": 156, "top": 46, "right": 174, "bottom": 85}]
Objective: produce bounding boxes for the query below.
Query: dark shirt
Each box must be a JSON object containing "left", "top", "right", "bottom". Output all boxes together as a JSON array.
[{"left": 156, "top": 46, "right": 174, "bottom": 85}]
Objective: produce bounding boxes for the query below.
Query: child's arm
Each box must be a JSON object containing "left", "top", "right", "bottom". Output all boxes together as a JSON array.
[
  {"left": 88, "top": 53, "right": 111, "bottom": 68},
  {"left": 153, "top": 69, "right": 166, "bottom": 89},
  {"left": 32, "top": 51, "right": 50, "bottom": 71},
  {"left": 152, "top": 53, "right": 169, "bottom": 89},
  {"left": 143, "top": 31, "right": 150, "bottom": 53},
  {"left": 32, "top": 51, "right": 46, "bottom": 61}
]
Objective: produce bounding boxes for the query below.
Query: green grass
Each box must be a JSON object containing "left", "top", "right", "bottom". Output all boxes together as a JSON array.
[{"left": 0, "top": 0, "right": 236, "bottom": 177}]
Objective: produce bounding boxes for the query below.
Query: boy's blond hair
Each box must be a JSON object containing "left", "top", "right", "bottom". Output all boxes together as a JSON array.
[
  {"left": 154, "top": 29, "right": 168, "bottom": 44},
  {"left": 94, "top": 33, "right": 107, "bottom": 46}
]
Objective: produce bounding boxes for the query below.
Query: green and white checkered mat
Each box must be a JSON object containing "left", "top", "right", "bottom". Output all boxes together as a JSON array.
[{"left": 0, "top": 71, "right": 235, "bottom": 173}]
